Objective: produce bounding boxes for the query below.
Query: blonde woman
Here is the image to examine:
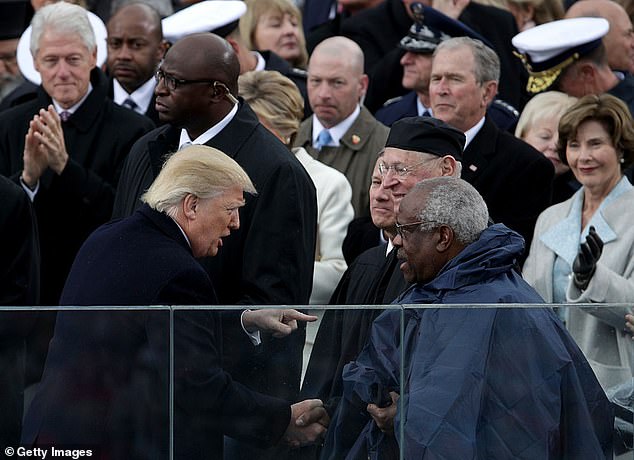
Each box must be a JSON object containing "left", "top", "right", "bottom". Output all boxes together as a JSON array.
[{"left": 239, "top": 0, "right": 309, "bottom": 69}]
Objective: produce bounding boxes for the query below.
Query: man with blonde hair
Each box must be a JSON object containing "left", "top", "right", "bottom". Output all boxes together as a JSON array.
[{"left": 22, "top": 145, "right": 328, "bottom": 458}]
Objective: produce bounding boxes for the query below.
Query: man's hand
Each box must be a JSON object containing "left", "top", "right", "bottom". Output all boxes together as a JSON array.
[
  {"left": 22, "top": 120, "right": 49, "bottom": 187},
  {"left": 242, "top": 309, "right": 317, "bottom": 338},
  {"left": 367, "top": 391, "right": 399, "bottom": 434},
  {"left": 283, "top": 399, "right": 329, "bottom": 448},
  {"left": 572, "top": 226, "right": 604, "bottom": 290},
  {"left": 32, "top": 105, "right": 69, "bottom": 175}
]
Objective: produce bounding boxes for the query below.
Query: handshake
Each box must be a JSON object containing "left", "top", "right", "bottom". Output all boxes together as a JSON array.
[{"left": 284, "top": 399, "right": 330, "bottom": 448}]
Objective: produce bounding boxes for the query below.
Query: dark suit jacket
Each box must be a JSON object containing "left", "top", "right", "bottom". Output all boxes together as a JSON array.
[
  {"left": 608, "top": 73, "right": 634, "bottom": 116},
  {"left": 112, "top": 101, "right": 317, "bottom": 403},
  {"left": 461, "top": 117, "right": 554, "bottom": 256},
  {"left": 0, "top": 67, "right": 155, "bottom": 305},
  {"left": 21, "top": 205, "right": 290, "bottom": 459},
  {"left": 0, "top": 176, "right": 38, "bottom": 449}
]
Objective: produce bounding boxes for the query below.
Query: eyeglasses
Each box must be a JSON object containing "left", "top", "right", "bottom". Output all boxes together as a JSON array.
[
  {"left": 394, "top": 220, "right": 441, "bottom": 238},
  {"left": 155, "top": 69, "right": 217, "bottom": 91},
  {"left": 155, "top": 69, "right": 239, "bottom": 103},
  {"left": 378, "top": 158, "right": 436, "bottom": 177}
]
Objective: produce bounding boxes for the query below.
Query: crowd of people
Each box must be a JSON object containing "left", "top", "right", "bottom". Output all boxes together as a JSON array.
[{"left": 1, "top": 0, "right": 634, "bottom": 458}]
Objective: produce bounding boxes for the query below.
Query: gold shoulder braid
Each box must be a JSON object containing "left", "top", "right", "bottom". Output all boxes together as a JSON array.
[{"left": 513, "top": 50, "right": 580, "bottom": 94}]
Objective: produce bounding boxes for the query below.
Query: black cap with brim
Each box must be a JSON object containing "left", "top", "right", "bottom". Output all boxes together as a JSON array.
[
  {"left": 399, "top": 3, "right": 492, "bottom": 54},
  {"left": 386, "top": 116, "right": 465, "bottom": 161}
]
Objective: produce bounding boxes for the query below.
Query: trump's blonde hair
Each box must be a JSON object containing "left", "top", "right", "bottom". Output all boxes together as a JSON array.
[{"left": 142, "top": 145, "right": 256, "bottom": 217}]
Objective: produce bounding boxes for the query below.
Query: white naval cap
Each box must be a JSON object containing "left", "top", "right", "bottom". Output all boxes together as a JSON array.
[
  {"left": 512, "top": 17, "right": 609, "bottom": 93},
  {"left": 16, "top": 9, "right": 107, "bottom": 85},
  {"left": 161, "top": 0, "right": 247, "bottom": 43}
]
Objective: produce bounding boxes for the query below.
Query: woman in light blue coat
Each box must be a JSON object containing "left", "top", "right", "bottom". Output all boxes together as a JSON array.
[{"left": 524, "top": 94, "right": 634, "bottom": 391}]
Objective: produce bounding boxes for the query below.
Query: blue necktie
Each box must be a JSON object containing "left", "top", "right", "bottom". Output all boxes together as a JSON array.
[{"left": 314, "top": 129, "right": 333, "bottom": 150}]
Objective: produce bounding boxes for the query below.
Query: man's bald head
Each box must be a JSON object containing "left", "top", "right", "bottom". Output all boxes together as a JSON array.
[
  {"left": 307, "top": 36, "right": 368, "bottom": 128},
  {"left": 155, "top": 33, "right": 240, "bottom": 138},
  {"left": 311, "top": 36, "right": 365, "bottom": 75},
  {"left": 167, "top": 33, "right": 240, "bottom": 94},
  {"left": 566, "top": 0, "right": 634, "bottom": 73}
]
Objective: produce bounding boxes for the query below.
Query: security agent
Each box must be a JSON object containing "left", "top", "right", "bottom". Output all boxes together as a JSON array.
[{"left": 161, "top": 0, "right": 310, "bottom": 117}]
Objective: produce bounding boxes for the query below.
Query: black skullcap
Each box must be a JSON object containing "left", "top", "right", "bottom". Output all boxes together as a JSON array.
[
  {"left": 385, "top": 117, "right": 465, "bottom": 161},
  {"left": 0, "top": 1, "right": 33, "bottom": 41}
]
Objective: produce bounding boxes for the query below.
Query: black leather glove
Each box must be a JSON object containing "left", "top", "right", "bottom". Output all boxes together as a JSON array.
[{"left": 572, "top": 225, "right": 604, "bottom": 290}]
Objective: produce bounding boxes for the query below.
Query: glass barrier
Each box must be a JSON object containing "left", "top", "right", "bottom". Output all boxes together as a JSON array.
[{"left": 1, "top": 304, "right": 632, "bottom": 460}]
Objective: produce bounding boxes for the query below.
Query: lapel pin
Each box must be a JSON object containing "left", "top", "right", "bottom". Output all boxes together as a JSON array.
[
  {"left": 469, "top": 164, "right": 478, "bottom": 172},
  {"left": 352, "top": 135, "right": 361, "bottom": 145}
]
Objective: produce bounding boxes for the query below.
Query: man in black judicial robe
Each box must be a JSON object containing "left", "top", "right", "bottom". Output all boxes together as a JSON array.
[
  {"left": 112, "top": 33, "right": 317, "bottom": 424},
  {"left": 301, "top": 118, "right": 465, "bottom": 437}
]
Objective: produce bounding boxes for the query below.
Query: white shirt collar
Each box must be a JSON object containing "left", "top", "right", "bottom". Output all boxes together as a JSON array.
[
  {"left": 311, "top": 104, "right": 361, "bottom": 147},
  {"left": 416, "top": 97, "right": 432, "bottom": 116},
  {"left": 178, "top": 103, "right": 239, "bottom": 149},
  {"left": 385, "top": 237, "right": 394, "bottom": 256},
  {"left": 52, "top": 83, "right": 93, "bottom": 114},
  {"left": 463, "top": 116, "right": 486, "bottom": 149},
  {"left": 253, "top": 51, "right": 266, "bottom": 71},
  {"left": 113, "top": 77, "right": 156, "bottom": 114}
]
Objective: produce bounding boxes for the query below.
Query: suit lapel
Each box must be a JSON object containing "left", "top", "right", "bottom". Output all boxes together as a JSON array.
[
  {"left": 461, "top": 118, "right": 497, "bottom": 183},
  {"left": 206, "top": 102, "right": 259, "bottom": 158}
]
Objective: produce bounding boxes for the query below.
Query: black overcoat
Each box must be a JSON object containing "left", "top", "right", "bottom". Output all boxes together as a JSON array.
[
  {"left": 21, "top": 205, "right": 290, "bottom": 459},
  {"left": 112, "top": 101, "right": 317, "bottom": 403}
]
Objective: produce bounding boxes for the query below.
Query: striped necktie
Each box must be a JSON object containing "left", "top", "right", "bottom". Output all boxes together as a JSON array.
[{"left": 122, "top": 98, "right": 138, "bottom": 111}]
